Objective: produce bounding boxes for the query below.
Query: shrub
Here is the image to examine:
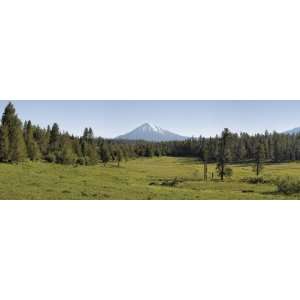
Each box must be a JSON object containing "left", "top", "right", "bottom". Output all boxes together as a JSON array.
[
  {"left": 273, "top": 177, "right": 300, "bottom": 195},
  {"left": 76, "top": 157, "right": 86, "bottom": 165},
  {"left": 45, "top": 153, "right": 56, "bottom": 163},
  {"left": 161, "top": 177, "right": 182, "bottom": 187},
  {"left": 224, "top": 167, "right": 233, "bottom": 177},
  {"left": 241, "top": 176, "right": 269, "bottom": 184}
]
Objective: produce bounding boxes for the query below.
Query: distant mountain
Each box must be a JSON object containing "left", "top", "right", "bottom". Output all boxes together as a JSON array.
[
  {"left": 115, "top": 123, "right": 189, "bottom": 142},
  {"left": 283, "top": 127, "right": 300, "bottom": 134}
]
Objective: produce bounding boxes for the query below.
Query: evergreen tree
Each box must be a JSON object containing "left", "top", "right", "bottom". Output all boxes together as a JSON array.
[
  {"left": 100, "top": 143, "right": 110, "bottom": 166},
  {"left": 154, "top": 147, "right": 161, "bottom": 157},
  {"left": 253, "top": 142, "right": 265, "bottom": 176},
  {"left": 73, "top": 139, "right": 82, "bottom": 158},
  {"left": 216, "top": 128, "right": 232, "bottom": 181},
  {"left": 0, "top": 125, "right": 9, "bottom": 162},
  {"left": 83, "top": 128, "right": 89, "bottom": 140},
  {"left": 61, "top": 143, "right": 77, "bottom": 165},
  {"left": 88, "top": 128, "right": 94, "bottom": 140},
  {"left": 236, "top": 139, "right": 246, "bottom": 161},
  {"left": 145, "top": 145, "right": 153, "bottom": 157},
  {"left": 116, "top": 147, "right": 123, "bottom": 167},
  {"left": 38, "top": 125, "right": 51, "bottom": 156},
  {"left": 81, "top": 140, "right": 88, "bottom": 157},
  {"left": 9, "top": 121, "right": 27, "bottom": 162},
  {"left": 123, "top": 146, "right": 129, "bottom": 162},
  {"left": 49, "top": 123, "right": 60, "bottom": 152},
  {"left": 25, "top": 121, "right": 41, "bottom": 161},
  {"left": 86, "top": 143, "right": 98, "bottom": 165},
  {"left": 1, "top": 102, "right": 27, "bottom": 162}
]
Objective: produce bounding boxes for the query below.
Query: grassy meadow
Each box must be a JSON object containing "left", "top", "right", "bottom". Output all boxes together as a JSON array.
[{"left": 0, "top": 157, "right": 300, "bottom": 199}]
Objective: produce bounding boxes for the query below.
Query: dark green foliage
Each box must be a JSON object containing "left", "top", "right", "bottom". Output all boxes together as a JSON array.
[
  {"left": 274, "top": 177, "right": 300, "bottom": 195},
  {"left": 115, "top": 147, "right": 123, "bottom": 167},
  {"left": 0, "top": 125, "right": 9, "bottom": 161},
  {"left": 57, "top": 134, "right": 77, "bottom": 165},
  {"left": 241, "top": 176, "right": 270, "bottom": 184},
  {"left": 9, "top": 124, "right": 27, "bottom": 162},
  {"left": 223, "top": 167, "right": 233, "bottom": 178},
  {"left": 80, "top": 128, "right": 98, "bottom": 165},
  {"left": 154, "top": 148, "right": 161, "bottom": 157},
  {"left": 34, "top": 125, "right": 50, "bottom": 156},
  {"left": 100, "top": 143, "right": 110, "bottom": 166},
  {"left": 123, "top": 147, "right": 129, "bottom": 162},
  {"left": 216, "top": 128, "right": 232, "bottom": 180},
  {"left": 161, "top": 177, "right": 182, "bottom": 187},
  {"left": 24, "top": 121, "right": 41, "bottom": 161},
  {"left": 83, "top": 127, "right": 94, "bottom": 142},
  {"left": 61, "top": 144, "right": 77, "bottom": 165},
  {"left": 45, "top": 152, "right": 56, "bottom": 163},
  {"left": 236, "top": 139, "right": 246, "bottom": 161},
  {"left": 1, "top": 102, "right": 27, "bottom": 162},
  {"left": 86, "top": 143, "right": 98, "bottom": 165},
  {"left": 49, "top": 123, "right": 60, "bottom": 152},
  {"left": 76, "top": 157, "right": 86, "bottom": 165},
  {"left": 145, "top": 145, "right": 153, "bottom": 157},
  {"left": 253, "top": 142, "right": 265, "bottom": 176},
  {"left": 73, "top": 139, "right": 82, "bottom": 157}
]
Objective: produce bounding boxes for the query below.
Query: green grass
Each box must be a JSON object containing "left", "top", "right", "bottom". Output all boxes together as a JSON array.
[{"left": 0, "top": 157, "right": 300, "bottom": 199}]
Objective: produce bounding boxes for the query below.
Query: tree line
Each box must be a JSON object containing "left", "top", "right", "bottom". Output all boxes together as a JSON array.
[{"left": 1, "top": 103, "right": 300, "bottom": 173}]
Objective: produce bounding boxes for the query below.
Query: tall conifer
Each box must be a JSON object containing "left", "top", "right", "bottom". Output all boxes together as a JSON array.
[{"left": 1, "top": 102, "right": 27, "bottom": 162}]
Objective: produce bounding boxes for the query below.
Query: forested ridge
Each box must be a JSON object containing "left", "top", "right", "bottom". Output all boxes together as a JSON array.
[{"left": 1, "top": 102, "right": 300, "bottom": 169}]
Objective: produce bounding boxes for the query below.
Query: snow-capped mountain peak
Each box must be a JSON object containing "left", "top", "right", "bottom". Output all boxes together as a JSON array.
[
  {"left": 115, "top": 123, "right": 188, "bottom": 142},
  {"left": 140, "top": 123, "right": 164, "bottom": 133}
]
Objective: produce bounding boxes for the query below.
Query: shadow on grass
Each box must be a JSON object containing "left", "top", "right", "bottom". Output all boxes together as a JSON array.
[{"left": 259, "top": 190, "right": 297, "bottom": 197}]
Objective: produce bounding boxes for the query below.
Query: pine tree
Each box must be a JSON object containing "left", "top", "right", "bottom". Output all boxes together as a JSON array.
[
  {"left": 25, "top": 121, "right": 41, "bottom": 161},
  {"left": 236, "top": 139, "right": 246, "bottom": 161},
  {"left": 154, "top": 147, "right": 161, "bottom": 157},
  {"left": 0, "top": 125, "right": 9, "bottom": 161},
  {"left": 253, "top": 142, "right": 265, "bottom": 176},
  {"left": 1, "top": 102, "right": 27, "bottom": 162},
  {"left": 86, "top": 143, "right": 98, "bottom": 165},
  {"left": 81, "top": 140, "right": 88, "bottom": 157},
  {"left": 88, "top": 128, "right": 94, "bottom": 140},
  {"left": 216, "top": 128, "right": 232, "bottom": 181},
  {"left": 116, "top": 147, "right": 123, "bottom": 167},
  {"left": 123, "top": 147, "right": 129, "bottom": 162},
  {"left": 38, "top": 125, "right": 51, "bottom": 156},
  {"left": 61, "top": 143, "right": 77, "bottom": 165},
  {"left": 10, "top": 121, "right": 27, "bottom": 162},
  {"left": 49, "top": 123, "right": 60, "bottom": 152},
  {"left": 100, "top": 143, "right": 110, "bottom": 166},
  {"left": 56, "top": 134, "right": 76, "bottom": 165},
  {"left": 145, "top": 145, "right": 153, "bottom": 157},
  {"left": 73, "top": 139, "right": 82, "bottom": 158}
]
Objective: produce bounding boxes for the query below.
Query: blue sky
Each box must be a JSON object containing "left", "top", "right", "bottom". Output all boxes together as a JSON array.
[{"left": 0, "top": 100, "right": 299, "bottom": 138}]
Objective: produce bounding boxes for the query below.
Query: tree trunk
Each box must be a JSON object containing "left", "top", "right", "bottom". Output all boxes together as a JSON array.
[
  {"left": 204, "top": 163, "right": 207, "bottom": 181},
  {"left": 221, "top": 164, "right": 224, "bottom": 181}
]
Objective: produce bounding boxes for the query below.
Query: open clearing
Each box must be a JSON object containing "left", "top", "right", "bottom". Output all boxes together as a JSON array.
[{"left": 0, "top": 157, "right": 300, "bottom": 199}]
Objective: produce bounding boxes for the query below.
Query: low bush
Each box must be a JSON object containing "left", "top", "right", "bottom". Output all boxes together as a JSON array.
[
  {"left": 45, "top": 153, "right": 56, "bottom": 163},
  {"left": 273, "top": 177, "right": 300, "bottom": 195},
  {"left": 241, "top": 176, "right": 270, "bottom": 184},
  {"left": 76, "top": 157, "right": 86, "bottom": 165},
  {"left": 161, "top": 177, "right": 182, "bottom": 187}
]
